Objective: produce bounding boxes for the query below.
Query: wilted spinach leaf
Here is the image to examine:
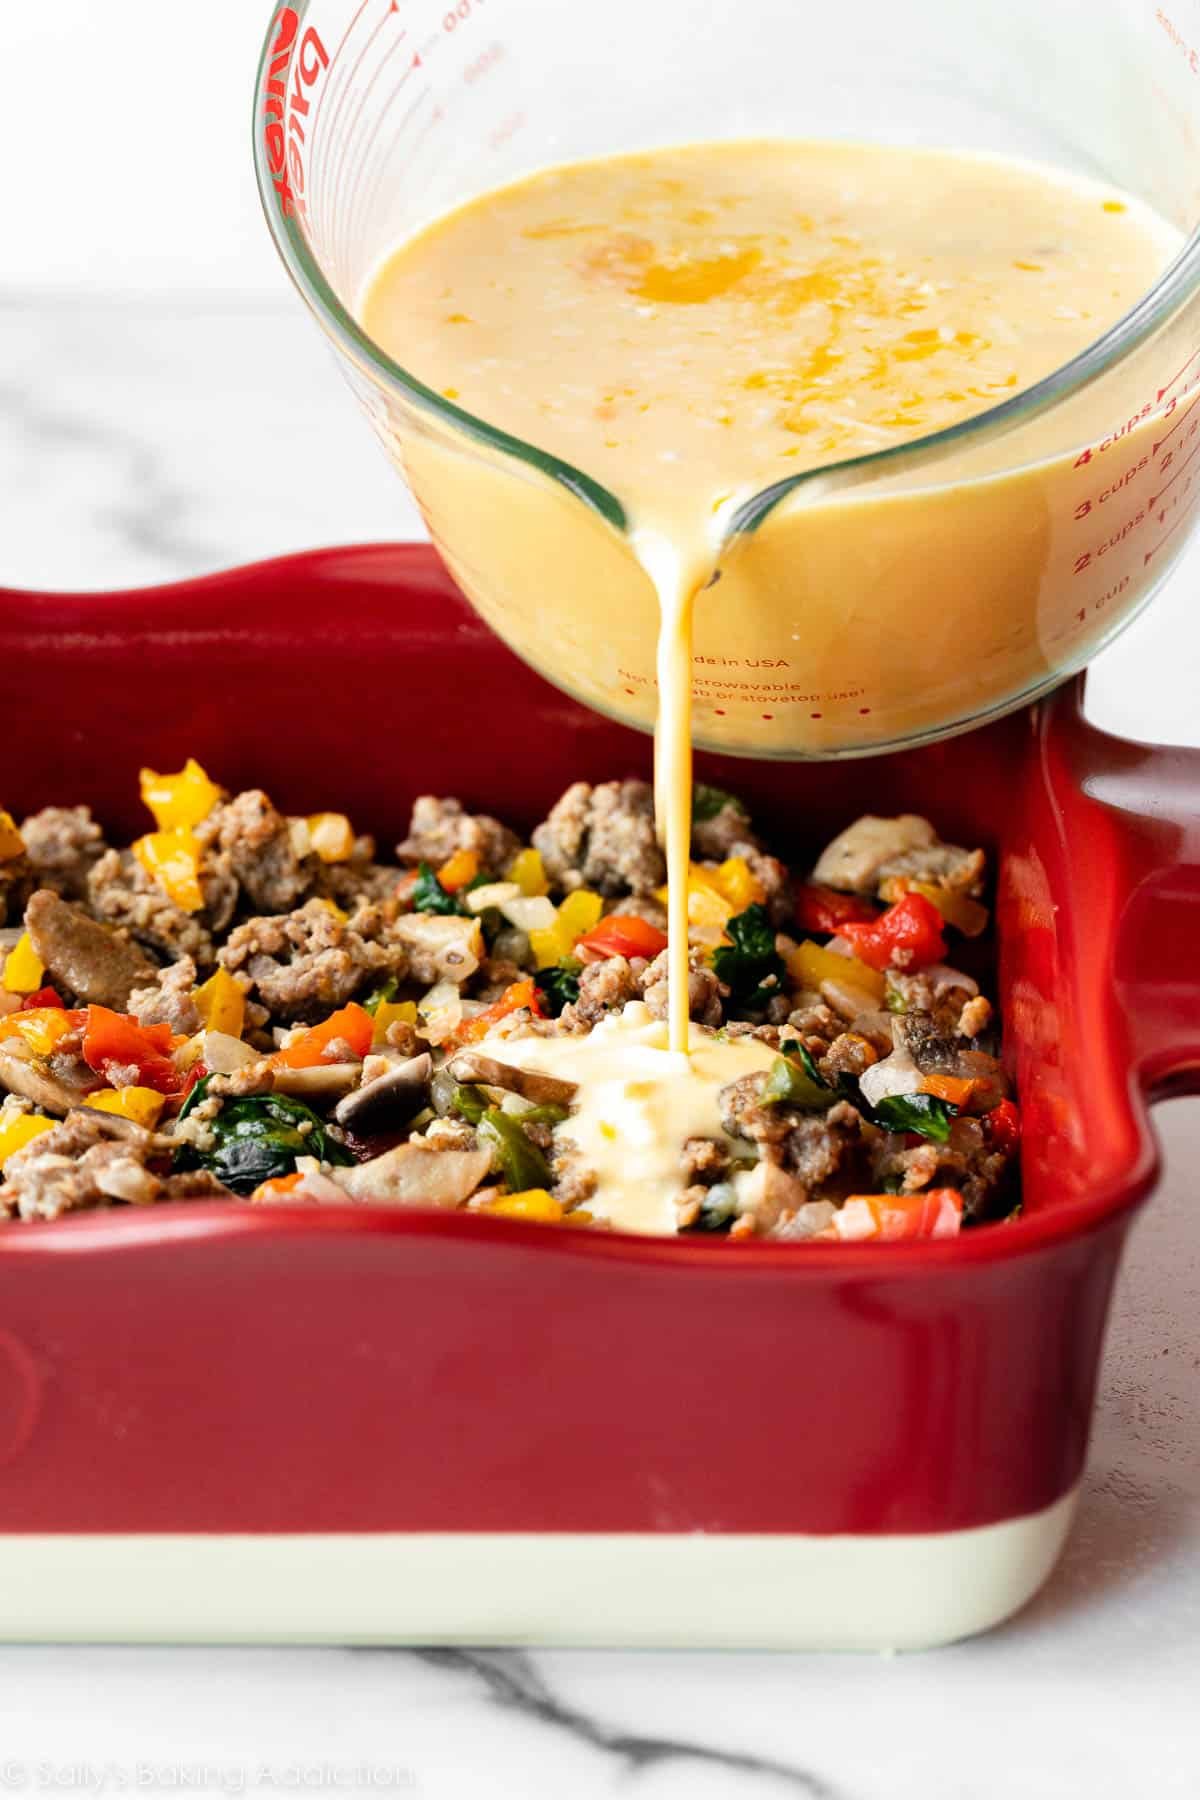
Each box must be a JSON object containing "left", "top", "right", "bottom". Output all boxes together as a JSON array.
[
  {"left": 712, "top": 903, "right": 785, "bottom": 1010},
  {"left": 692, "top": 782, "right": 747, "bottom": 823},
  {"left": 534, "top": 960, "right": 581, "bottom": 1018},
  {"left": 870, "top": 1091, "right": 958, "bottom": 1142},
  {"left": 176, "top": 1076, "right": 353, "bottom": 1196},
  {"left": 410, "top": 862, "right": 463, "bottom": 916}
]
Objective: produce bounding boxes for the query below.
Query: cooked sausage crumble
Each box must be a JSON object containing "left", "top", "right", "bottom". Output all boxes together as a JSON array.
[{"left": 0, "top": 768, "right": 1018, "bottom": 1239}]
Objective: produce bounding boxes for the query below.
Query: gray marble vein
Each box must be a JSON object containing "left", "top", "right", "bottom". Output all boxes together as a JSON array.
[
  {"left": 0, "top": 375, "right": 217, "bottom": 574},
  {"left": 0, "top": 293, "right": 421, "bottom": 594},
  {"left": 406, "top": 1647, "right": 842, "bottom": 1797}
]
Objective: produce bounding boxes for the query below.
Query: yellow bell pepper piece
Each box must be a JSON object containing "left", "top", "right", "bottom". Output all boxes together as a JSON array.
[
  {"left": 688, "top": 885, "right": 734, "bottom": 934},
  {"left": 715, "top": 855, "right": 764, "bottom": 913},
  {"left": 139, "top": 758, "right": 221, "bottom": 833},
  {"left": 556, "top": 889, "right": 604, "bottom": 937},
  {"left": 2, "top": 932, "right": 45, "bottom": 995},
  {"left": 312, "top": 896, "right": 348, "bottom": 922},
  {"left": 0, "top": 1111, "right": 55, "bottom": 1168},
  {"left": 787, "top": 940, "right": 885, "bottom": 1003},
  {"left": 479, "top": 1189, "right": 564, "bottom": 1223},
  {"left": 528, "top": 929, "right": 563, "bottom": 971},
  {"left": 506, "top": 847, "right": 548, "bottom": 897},
  {"left": 560, "top": 1210, "right": 596, "bottom": 1227},
  {"left": 0, "top": 811, "right": 25, "bottom": 862},
  {"left": 655, "top": 858, "right": 765, "bottom": 938},
  {"left": 86, "top": 1086, "right": 165, "bottom": 1129},
  {"left": 193, "top": 968, "right": 245, "bottom": 1038},
  {"left": 0, "top": 1008, "right": 75, "bottom": 1058},
  {"left": 878, "top": 876, "right": 989, "bottom": 939},
  {"left": 373, "top": 998, "right": 418, "bottom": 1042},
  {"left": 132, "top": 829, "right": 204, "bottom": 913},
  {"left": 308, "top": 812, "right": 355, "bottom": 864},
  {"left": 529, "top": 888, "right": 604, "bottom": 969}
]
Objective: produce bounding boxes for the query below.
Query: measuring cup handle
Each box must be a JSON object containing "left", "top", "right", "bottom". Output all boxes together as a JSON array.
[{"left": 1044, "top": 677, "right": 1200, "bottom": 1100}]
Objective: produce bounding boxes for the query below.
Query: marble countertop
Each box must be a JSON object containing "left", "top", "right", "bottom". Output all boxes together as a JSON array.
[{"left": 2, "top": 288, "right": 1199, "bottom": 1797}]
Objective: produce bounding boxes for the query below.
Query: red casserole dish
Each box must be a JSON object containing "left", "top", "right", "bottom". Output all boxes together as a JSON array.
[{"left": 0, "top": 544, "right": 1195, "bottom": 1648}]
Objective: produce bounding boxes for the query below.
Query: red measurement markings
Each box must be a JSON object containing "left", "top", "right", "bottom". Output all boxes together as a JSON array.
[
  {"left": 464, "top": 41, "right": 505, "bottom": 83},
  {"left": 1144, "top": 483, "right": 1200, "bottom": 564},
  {"left": 1048, "top": 574, "right": 1134, "bottom": 647},
  {"left": 318, "top": 2, "right": 402, "bottom": 288},
  {"left": 1156, "top": 7, "right": 1200, "bottom": 74},
  {"left": 1071, "top": 501, "right": 1149, "bottom": 576},
  {"left": 489, "top": 110, "right": 526, "bottom": 150},
  {"left": 1152, "top": 384, "right": 1200, "bottom": 455},
  {"left": 348, "top": 77, "right": 435, "bottom": 278},
  {"left": 443, "top": 0, "right": 485, "bottom": 30},
  {"left": 309, "top": 0, "right": 396, "bottom": 282},
  {"left": 1071, "top": 364, "right": 1200, "bottom": 474},
  {"left": 1149, "top": 431, "right": 1200, "bottom": 510},
  {"left": 1155, "top": 343, "right": 1200, "bottom": 400},
  {"left": 1072, "top": 452, "right": 1151, "bottom": 519},
  {"left": 335, "top": 26, "right": 426, "bottom": 296}
]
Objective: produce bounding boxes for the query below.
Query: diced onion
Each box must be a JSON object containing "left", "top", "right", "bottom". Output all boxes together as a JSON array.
[
  {"left": 419, "top": 980, "right": 463, "bottom": 1015},
  {"left": 201, "top": 1030, "right": 261, "bottom": 1075},
  {"left": 921, "top": 963, "right": 979, "bottom": 997},
  {"left": 828, "top": 1199, "right": 878, "bottom": 1241},
  {"left": 418, "top": 980, "right": 464, "bottom": 1046},
  {"left": 465, "top": 881, "right": 521, "bottom": 914},
  {"left": 499, "top": 894, "right": 557, "bottom": 933},
  {"left": 858, "top": 1047, "right": 924, "bottom": 1108}
]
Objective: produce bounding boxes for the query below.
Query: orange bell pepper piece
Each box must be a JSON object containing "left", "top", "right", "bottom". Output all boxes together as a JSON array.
[
  {"left": 922, "top": 1073, "right": 979, "bottom": 1109},
  {"left": 273, "top": 1002, "right": 374, "bottom": 1068},
  {"left": 453, "top": 979, "right": 544, "bottom": 1046},
  {"left": 436, "top": 848, "right": 480, "bottom": 892}
]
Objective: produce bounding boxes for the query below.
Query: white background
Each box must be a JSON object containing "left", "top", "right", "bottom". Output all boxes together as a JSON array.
[{"left": 2, "top": 4, "right": 1200, "bottom": 1795}]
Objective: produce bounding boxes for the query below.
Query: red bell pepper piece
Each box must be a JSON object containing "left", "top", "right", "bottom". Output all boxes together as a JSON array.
[
  {"left": 179, "top": 1061, "right": 209, "bottom": 1104},
  {"left": 986, "top": 1097, "right": 1021, "bottom": 1155},
  {"left": 20, "top": 986, "right": 64, "bottom": 1011},
  {"left": 82, "top": 1005, "right": 184, "bottom": 1094},
  {"left": 574, "top": 915, "right": 669, "bottom": 963},
  {"left": 794, "top": 884, "right": 879, "bottom": 936},
  {"left": 274, "top": 1002, "right": 374, "bottom": 1069},
  {"left": 838, "top": 891, "right": 947, "bottom": 971}
]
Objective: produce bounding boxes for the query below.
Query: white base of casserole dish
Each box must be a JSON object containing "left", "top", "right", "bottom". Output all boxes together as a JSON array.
[{"left": 0, "top": 1487, "right": 1076, "bottom": 1649}]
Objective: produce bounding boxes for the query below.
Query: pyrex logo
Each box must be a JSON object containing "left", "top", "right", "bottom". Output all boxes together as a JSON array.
[{"left": 261, "top": 6, "right": 329, "bottom": 222}]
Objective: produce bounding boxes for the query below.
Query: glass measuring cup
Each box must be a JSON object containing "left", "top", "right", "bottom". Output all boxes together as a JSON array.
[{"left": 254, "top": 0, "right": 1200, "bottom": 758}]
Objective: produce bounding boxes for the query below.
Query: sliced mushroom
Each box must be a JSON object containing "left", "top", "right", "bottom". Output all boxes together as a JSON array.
[
  {"left": 271, "top": 1062, "right": 362, "bottom": 1100},
  {"left": 334, "top": 1053, "right": 432, "bottom": 1133},
  {"left": 25, "top": 888, "right": 156, "bottom": 1008},
  {"left": 338, "top": 1143, "right": 492, "bottom": 1207},
  {"left": 811, "top": 815, "right": 935, "bottom": 895},
  {"left": 0, "top": 1045, "right": 93, "bottom": 1116},
  {"left": 63, "top": 1105, "right": 169, "bottom": 1151},
  {"left": 447, "top": 1049, "right": 577, "bottom": 1107}
]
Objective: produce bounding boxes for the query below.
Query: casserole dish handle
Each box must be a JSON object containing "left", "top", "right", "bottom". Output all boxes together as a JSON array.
[{"left": 1053, "top": 682, "right": 1200, "bottom": 1100}]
